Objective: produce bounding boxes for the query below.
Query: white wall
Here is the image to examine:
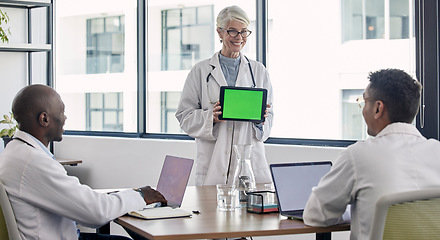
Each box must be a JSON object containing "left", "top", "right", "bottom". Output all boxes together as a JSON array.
[{"left": 56, "top": 135, "right": 345, "bottom": 188}]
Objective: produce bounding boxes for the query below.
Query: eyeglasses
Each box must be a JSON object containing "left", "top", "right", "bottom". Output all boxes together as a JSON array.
[
  {"left": 356, "top": 97, "right": 375, "bottom": 108},
  {"left": 221, "top": 28, "right": 252, "bottom": 38}
]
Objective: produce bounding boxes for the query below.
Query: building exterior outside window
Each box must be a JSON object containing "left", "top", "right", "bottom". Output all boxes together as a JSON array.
[
  {"left": 267, "top": 0, "right": 414, "bottom": 139},
  {"left": 342, "top": 0, "right": 409, "bottom": 42},
  {"left": 86, "top": 16, "right": 125, "bottom": 74},
  {"left": 160, "top": 92, "right": 182, "bottom": 133},
  {"left": 342, "top": 89, "right": 366, "bottom": 140},
  {"left": 161, "top": 6, "right": 214, "bottom": 71},
  {"left": 86, "top": 92, "right": 124, "bottom": 131},
  {"left": 56, "top": 0, "right": 414, "bottom": 141}
]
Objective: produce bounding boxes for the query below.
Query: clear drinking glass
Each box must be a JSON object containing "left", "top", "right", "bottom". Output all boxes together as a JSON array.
[{"left": 216, "top": 184, "right": 238, "bottom": 211}]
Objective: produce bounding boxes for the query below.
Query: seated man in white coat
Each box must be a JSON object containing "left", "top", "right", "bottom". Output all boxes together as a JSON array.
[
  {"left": 303, "top": 69, "right": 440, "bottom": 240},
  {"left": 0, "top": 84, "right": 167, "bottom": 240}
]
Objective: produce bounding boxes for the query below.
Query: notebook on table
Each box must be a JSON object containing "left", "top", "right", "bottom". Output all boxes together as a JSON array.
[
  {"left": 129, "top": 155, "right": 194, "bottom": 220},
  {"left": 270, "top": 161, "right": 332, "bottom": 220}
]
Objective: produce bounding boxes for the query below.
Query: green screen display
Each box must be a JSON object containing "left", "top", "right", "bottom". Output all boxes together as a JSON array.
[{"left": 222, "top": 88, "right": 264, "bottom": 120}]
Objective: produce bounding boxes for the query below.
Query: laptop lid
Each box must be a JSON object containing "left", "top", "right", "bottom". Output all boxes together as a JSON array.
[
  {"left": 156, "top": 155, "right": 194, "bottom": 208},
  {"left": 270, "top": 161, "right": 332, "bottom": 220}
]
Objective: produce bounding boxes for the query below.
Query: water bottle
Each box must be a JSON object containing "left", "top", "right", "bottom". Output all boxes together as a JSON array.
[{"left": 232, "top": 144, "right": 256, "bottom": 207}]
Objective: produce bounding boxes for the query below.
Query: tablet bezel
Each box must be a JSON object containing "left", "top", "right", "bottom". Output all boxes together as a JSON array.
[{"left": 218, "top": 86, "right": 267, "bottom": 123}]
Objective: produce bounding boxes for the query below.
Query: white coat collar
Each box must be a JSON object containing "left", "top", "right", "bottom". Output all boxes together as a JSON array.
[
  {"left": 208, "top": 52, "right": 227, "bottom": 87},
  {"left": 13, "top": 129, "right": 38, "bottom": 148},
  {"left": 13, "top": 129, "right": 54, "bottom": 158},
  {"left": 208, "top": 51, "right": 251, "bottom": 87},
  {"left": 375, "top": 122, "right": 424, "bottom": 139},
  {"left": 235, "top": 52, "right": 251, "bottom": 87}
]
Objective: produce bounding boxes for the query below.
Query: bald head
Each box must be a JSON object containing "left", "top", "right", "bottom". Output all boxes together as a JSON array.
[{"left": 12, "top": 84, "right": 66, "bottom": 145}]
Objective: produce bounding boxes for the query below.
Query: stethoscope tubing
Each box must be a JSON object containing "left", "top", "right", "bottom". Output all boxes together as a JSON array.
[{"left": 206, "top": 55, "right": 256, "bottom": 104}]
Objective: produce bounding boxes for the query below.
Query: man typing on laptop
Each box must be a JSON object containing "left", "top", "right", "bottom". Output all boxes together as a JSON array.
[
  {"left": 0, "top": 85, "right": 167, "bottom": 240},
  {"left": 303, "top": 69, "right": 440, "bottom": 240}
]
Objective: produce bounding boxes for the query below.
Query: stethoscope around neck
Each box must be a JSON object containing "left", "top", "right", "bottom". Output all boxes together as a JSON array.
[{"left": 206, "top": 55, "right": 256, "bottom": 104}]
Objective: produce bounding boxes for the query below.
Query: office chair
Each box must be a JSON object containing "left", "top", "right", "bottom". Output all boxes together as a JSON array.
[
  {"left": 0, "top": 181, "right": 21, "bottom": 240},
  {"left": 370, "top": 188, "right": 440, "bottom": 240}
]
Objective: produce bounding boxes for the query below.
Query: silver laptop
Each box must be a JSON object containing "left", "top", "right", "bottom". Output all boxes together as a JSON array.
[
  {"left": 270, "top": 161, "right": 332, "bottom": 220},
  {"left": 155, "top": 155, "right": 194, "bottom": 208}
]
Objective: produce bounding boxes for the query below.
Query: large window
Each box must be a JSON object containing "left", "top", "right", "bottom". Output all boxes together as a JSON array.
[
  {"left": 55, "top": 0, "right": 137, "bottom": 132},
  {"left": 146, "top": 1, "right": 256, "bottom": 134},
  {"left": 55, "top": 0, "right": 439, "bottom": 144},
  {"left": 267, "top": 0, "right": 415, "bottom": 140}
]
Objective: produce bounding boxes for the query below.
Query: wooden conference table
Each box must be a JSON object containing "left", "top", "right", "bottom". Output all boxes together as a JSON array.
[
  {"left": 114, "top": 185, "right": 350, "bottom": 240},
  {"left": 57, "top": 158, "right": 82, "bottom": 166}
]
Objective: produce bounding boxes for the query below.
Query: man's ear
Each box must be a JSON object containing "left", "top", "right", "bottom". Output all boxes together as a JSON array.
[
  {"left": 373, "top": 100, "right": 385, "bottom": 119},
  {"left": 39, "top": 112, "right": 50, "bottom": 127}
]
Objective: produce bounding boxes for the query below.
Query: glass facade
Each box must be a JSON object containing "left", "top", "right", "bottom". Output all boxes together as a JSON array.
[
  {"left": 267, "top": 0, "right": 414, "bottom": 139},
  {"left": 86, "top": 92, "right": 124, "bottom": 131},
  {"left": 342, "top": 0, "right": 410, "bottom": 42},
  {"left": 56, "top": 0, "right": 415, "bottom": 141},
  {"left": 161, "top": 6, "right": 214, "bottom": 71},
  {"left": 86, "top": 16, "right": 125, "bottom": 74}
]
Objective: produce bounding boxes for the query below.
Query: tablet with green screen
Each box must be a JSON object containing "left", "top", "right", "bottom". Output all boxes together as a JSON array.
[{"left": 218, "top": 86, "right": 267, "bottom": 123}]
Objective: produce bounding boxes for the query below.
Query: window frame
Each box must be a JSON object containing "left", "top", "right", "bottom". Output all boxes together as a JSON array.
[
  {"left": 415, "top": 0, "right": 439, "bottom": 140},
  {"left": 62, "top": 0, "right": 440, "bottom": 148}
]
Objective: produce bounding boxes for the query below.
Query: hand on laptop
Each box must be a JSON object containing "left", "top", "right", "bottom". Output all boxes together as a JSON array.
[{"left": 139, "top": 186, "right": 168, "bottom": 206}]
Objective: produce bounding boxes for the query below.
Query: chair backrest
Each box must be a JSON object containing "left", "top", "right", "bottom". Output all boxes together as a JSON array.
[
  {"left": 0, "top": 181, "right": 21, "bottom": 240},
  {"left": 370, "top": 188, "right": 440, "bottom": 240}
]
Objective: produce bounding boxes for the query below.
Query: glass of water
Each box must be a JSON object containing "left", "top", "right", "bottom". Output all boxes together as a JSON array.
[{"left": 216, "top": 184, "right": 238, "bottom": 211}]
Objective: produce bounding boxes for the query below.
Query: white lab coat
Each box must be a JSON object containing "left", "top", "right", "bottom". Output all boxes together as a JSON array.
[
  {"left": 0, "top": 130, "right": 146, "bottom": 240},
  {"left": 176, "top": 52, "right": 274, "bottom": 186},
  {"left": 303, "top": 123, "right": 440, "bottom": 240}
]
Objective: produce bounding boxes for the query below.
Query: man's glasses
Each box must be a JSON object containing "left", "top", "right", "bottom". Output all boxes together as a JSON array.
[
  {"left": 356, "top": 97, "right": 375, "bottom": 108},
  {"left": 221, "top": 28, "right": 252, "bottom": 38}
]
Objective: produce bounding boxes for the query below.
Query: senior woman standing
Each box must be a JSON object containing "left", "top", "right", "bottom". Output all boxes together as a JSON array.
[{"left": 176, "top": 5, "right": 274, "bottom": 186}]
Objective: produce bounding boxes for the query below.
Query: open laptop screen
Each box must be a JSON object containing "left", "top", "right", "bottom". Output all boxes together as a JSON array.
[
  {"left": 270, "top": 161, "right": 332, "bottom": 214},
  {"left": 156, "top": 155, "right": 194, "bottom": 207}
]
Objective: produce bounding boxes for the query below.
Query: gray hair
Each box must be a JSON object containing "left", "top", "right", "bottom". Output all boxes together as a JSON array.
[{"left": 216, "top": 6, "right": 250, "bottom": 29}]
